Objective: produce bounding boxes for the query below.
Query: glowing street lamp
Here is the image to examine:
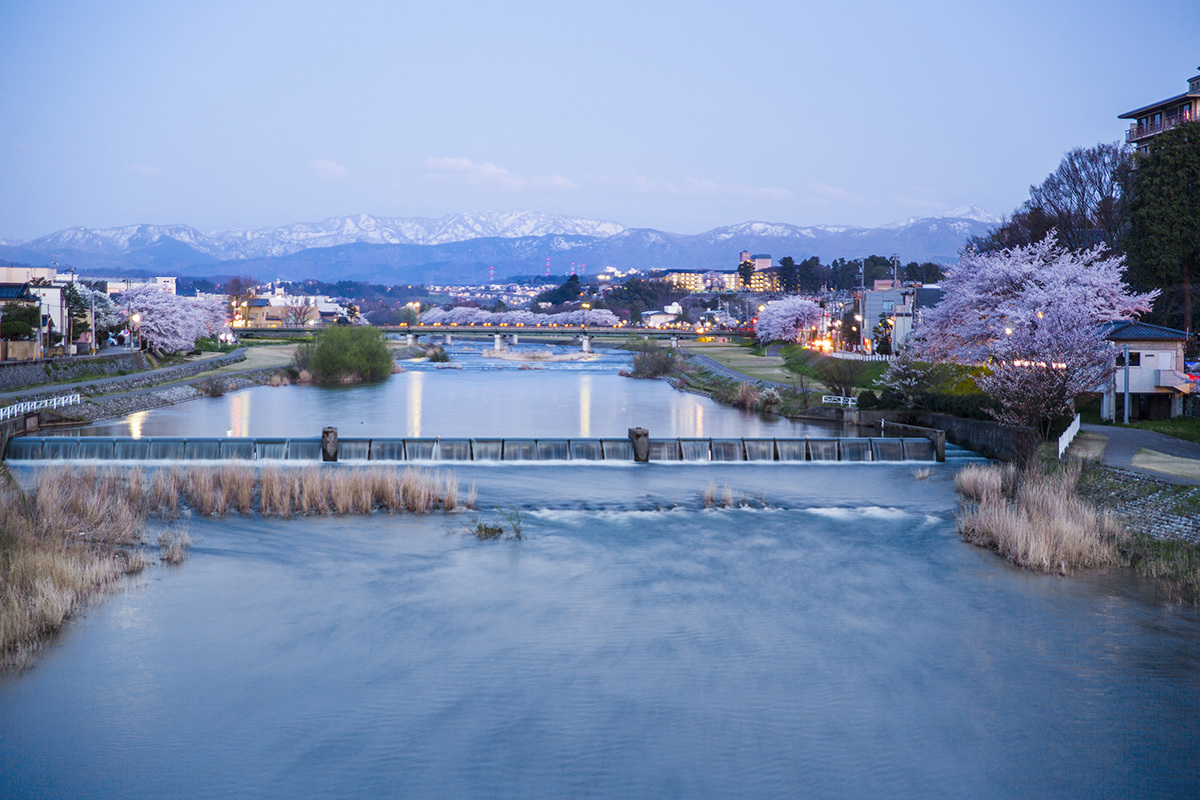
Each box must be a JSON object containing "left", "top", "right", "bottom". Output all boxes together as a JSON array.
[{"left": 131, "top": 312, "right": 142, "bottom": 351}]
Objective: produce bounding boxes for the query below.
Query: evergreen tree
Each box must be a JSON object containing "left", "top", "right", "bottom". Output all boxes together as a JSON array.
[
  {"left": 1126, "top": 121, "right": 1200, "bottom": 336},
  {"left": 777, "top": 256, "right": 799, "bottom": 293},
  {"left": 737, "top": 260, "right": 755, "bottom": 289}
]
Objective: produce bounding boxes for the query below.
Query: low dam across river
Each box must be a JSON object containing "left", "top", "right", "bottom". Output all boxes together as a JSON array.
[{"left": 5, "top": 435, "right": 947, "bottom": 463}]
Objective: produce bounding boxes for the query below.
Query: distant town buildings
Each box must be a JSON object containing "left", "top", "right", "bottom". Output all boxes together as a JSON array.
[{"left": 1119, "top": 67, "right": 1200, "bottom": 152}]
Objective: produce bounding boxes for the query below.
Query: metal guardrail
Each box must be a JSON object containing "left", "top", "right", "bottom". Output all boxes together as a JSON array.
[
  {"left": 0, "top": 393, "right": 82, "bottom": 422},
  {"left": 823, "top": 395, "right": 858, "bottom": 407}
]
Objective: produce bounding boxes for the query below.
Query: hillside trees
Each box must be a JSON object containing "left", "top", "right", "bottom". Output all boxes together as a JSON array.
[
  {"left": 972, "top": 142, "right": 1133, "bottom": 253},
  {"left": 532, "top": 275, "right": 584, "bottom": 308},
  {"left": 1125, "top": 121, "right": 1200, "bottom": 336}
]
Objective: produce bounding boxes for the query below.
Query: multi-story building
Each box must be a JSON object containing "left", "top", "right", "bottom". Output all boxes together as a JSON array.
[
  {"left": 1119, "top": 68, "right": 1200, "bottom": 152},
  {"left": 661, "top": 269, "right": 742, "bottom": 293}
]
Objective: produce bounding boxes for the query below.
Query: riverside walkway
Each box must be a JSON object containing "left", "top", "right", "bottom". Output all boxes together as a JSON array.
[
  {"left": 0, "top": 349, "right": 248, "bottom": 405},
  {"left": 1077, "top": 422, "right": 1200, "bottom": 485}
]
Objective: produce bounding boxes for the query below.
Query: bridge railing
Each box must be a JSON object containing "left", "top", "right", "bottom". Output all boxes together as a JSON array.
[
  {"left": 0, "top": 393, "right": 82, "bottom": 422},
  {"left": 822, "top": 395, "right": 858, "bottom": 408}
]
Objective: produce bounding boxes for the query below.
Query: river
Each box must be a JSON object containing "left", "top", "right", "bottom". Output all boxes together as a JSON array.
[{"left": 1, "top": 342, "right": 1197, "bottom": 798}]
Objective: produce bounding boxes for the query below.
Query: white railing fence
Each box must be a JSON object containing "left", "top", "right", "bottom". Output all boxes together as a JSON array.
[
  {"left": 0, "top": 393, "right": 82, "bottom": 422},
  {"left": 823, "top": 395, "right": 858, "bottom": 408},
  {"left": 830, "top": 351, "right": 891, "bottom": 362},
  {"left": 1057, "top": 413, "right": 1081, "bottom": 459}
]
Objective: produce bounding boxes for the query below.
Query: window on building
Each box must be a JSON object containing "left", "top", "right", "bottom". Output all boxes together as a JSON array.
[{"left": 1116, "top": 351, "right": 1141, "bottom": 367}]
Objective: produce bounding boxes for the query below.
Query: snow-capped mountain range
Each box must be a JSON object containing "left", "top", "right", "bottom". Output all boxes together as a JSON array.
[
  {"left": 21, "top": 211, "right": 629, "bottom": 261},
  {"left": 2, "top": 207, "right": 1001, "bottom": 284}
]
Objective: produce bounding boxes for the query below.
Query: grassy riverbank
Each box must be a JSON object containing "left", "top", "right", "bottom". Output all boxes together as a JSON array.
[
  {"left": 0, "top": 464, "right": 472, "bottom": 666},
  {"left": 955, "top": 460, "right": 1200, "bottom": 602}
]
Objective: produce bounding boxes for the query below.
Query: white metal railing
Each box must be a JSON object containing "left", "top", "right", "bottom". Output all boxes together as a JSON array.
[
  {"left": 0, "top": 393, "right": 82, "bottom": 422},
  {"left": 830, "top": 351, "right": 891, "bottom": 362},
  {"left": 823, "top": 394, "right": 858, "bottom": 408},
  {"left": 1057, "top": 413, "right": 1081, "bottom": 459}
]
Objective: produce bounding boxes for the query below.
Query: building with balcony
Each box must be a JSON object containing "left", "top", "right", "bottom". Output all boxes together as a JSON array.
[
  {"left": 1119, "top": 68, "right": 1200, "bottom": 152},
  {"left": 1098, "top": 321, "right": 1193, "bottom": 420}
]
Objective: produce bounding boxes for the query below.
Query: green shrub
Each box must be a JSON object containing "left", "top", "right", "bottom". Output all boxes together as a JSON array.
[
  {"left": 857, "top": 390, "right": 879, "bottom": 409},
  {"left": 306, "top": 327, "right": 394, "bottom": 384},
  {"left": 923, "top": 392, "right": 998, "bottom": 420},
  {"left": 426, "top": 345, "right": 450, "bottom": 362}
]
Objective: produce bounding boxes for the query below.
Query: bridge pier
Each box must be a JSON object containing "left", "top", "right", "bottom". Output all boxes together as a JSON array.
[
  {"left": 442, "top": 333, "right": 452, "bottom": 346},
  {"left": 493, "top": 334, "right": 505, "bottom": 351},
  {"left": 406, "top": 334, "right": 417, "bottom": 347},
  {"left": 510, "top": 333, "right": 518, "bottom": 345},
  {"left": 580, "top": 335, "right": 592, "bottom": 353},
  {"left": 669, "top": 337, "right": 679, "bottom": 349}
]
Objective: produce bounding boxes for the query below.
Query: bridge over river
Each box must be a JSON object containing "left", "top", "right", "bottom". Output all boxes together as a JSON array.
[{"left": 238, "top": 325, "right": 708, "bottom": 351}]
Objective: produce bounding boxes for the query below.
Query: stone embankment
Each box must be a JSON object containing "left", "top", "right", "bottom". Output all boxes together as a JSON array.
[
  {"left": 2, "top": 352, "right": 246, "bottom": 407},
  {"left": 1078, "top": 466, "right": 1200, "bottom": 545},
  {"left": 63, "top": 369, "right": 280, "bottom": 423},
  {"left": 0, "top": 352, "right": 146, "bottom": 392}
]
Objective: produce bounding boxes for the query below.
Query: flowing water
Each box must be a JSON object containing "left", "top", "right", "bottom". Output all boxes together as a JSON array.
[{"left": 2, "top": 343, "right": 1198, "bottom": 798}]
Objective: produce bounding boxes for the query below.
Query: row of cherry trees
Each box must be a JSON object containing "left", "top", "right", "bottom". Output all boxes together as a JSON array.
[
  {"left": 122, "top": 286, "right": 228, "bottom": 351},
  {"left": 421, "top": 306, "right": 621, "bottom": 328}
]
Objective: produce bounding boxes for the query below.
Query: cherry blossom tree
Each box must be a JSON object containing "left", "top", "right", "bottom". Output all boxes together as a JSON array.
[
  {"left": 123, "top": 286, "right": 227, "bottom": 351},
  {"left": 920, "top": 234, "right": 1156, "bottom": 362},
  {"left": 420, "top": 307, "right": 620, "bottom": 327},
  {"left": 919, "top": 235, "right": 1156, "bottom": 437},
  {"left": 753, "top": 297, "right": 822, "bottom": 344}
]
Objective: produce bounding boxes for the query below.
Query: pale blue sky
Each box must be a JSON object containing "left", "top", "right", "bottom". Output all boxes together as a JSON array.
[{"left": 1, "top": 0, "right": 1197, "bottom": 240}]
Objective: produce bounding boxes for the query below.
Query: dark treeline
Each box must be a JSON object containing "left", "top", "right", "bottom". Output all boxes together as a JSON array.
[
  {"left": 969, "top": 125, "right": 1200, "bottom": 336},
  {"left": 776, "top": 255, "right": 944, "bottom": 292}
]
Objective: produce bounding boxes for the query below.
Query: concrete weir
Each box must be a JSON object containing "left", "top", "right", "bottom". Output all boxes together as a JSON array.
[{"left": 4, "top": 431, "right": 950, "bottom": 463}]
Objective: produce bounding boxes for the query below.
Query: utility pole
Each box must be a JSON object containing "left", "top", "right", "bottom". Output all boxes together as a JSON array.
[
  {"left": 1122, "top": 344, "right": 1131, "bottom": 425},
  {"left": 890, "top": 253, "right": 900, "bottom": 287}
]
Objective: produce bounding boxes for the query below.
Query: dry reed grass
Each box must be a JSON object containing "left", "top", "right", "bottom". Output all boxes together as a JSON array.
[
  {"left": 1, "top": 465, "right": 148, "bottom": 667},
  {"left": 955, "top": 461, "right": 1125, "bottom": 574},
  {"left": 912, "top": 468, "right": 931, "bottom": 481},
  {"left": 703, "top": 481, "right": 738, "bottom": 508},
  {"left": 1, "top": 461, "right": 468, "bottom": 665},
  {"left": 158, "top": 527, "right": 192, "bottom": 564}
]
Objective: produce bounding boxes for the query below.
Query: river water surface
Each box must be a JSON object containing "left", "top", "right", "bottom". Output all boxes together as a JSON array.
[{"left": 2, "top": 344, "right": 1198, "bottom": 798}]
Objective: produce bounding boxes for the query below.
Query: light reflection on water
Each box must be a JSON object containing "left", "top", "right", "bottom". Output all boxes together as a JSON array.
[{"left": 67, "top": 344, "right": 850, "bottom": 440}]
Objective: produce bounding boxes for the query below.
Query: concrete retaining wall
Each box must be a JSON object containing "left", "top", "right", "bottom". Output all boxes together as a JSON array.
[
  {"left": 793, "top": 406, "right": 1036, "bottom": 461},
  {"left": 0, "top": 352, "right": 146, "bottom": 392}
]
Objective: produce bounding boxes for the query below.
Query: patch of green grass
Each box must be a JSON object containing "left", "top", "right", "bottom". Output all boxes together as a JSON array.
[
  {"left": 1127, "top": 417, "right": 1200, "bottom": 446},
  {"left": 1125, "top": 533, "right": 1200, "bottom": 604},
  {"left": 778, "top": 345, "right": 887, "bottom": 389}
]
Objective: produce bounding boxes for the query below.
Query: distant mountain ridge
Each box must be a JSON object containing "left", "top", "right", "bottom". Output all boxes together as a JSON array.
[
  {"left": 22, "top": 211, "right": 629, "bottom": 260},
  {"left": 3, "top": 207, "right": 1000, "bottom": 285}
]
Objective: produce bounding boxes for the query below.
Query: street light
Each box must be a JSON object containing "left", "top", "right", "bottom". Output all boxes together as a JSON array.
[
  {"left": 581, "top": 302, "right": 591, "bottom": 331},
  {"left": 131, "top": 313, "right": 142, "bottom": 351}
]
